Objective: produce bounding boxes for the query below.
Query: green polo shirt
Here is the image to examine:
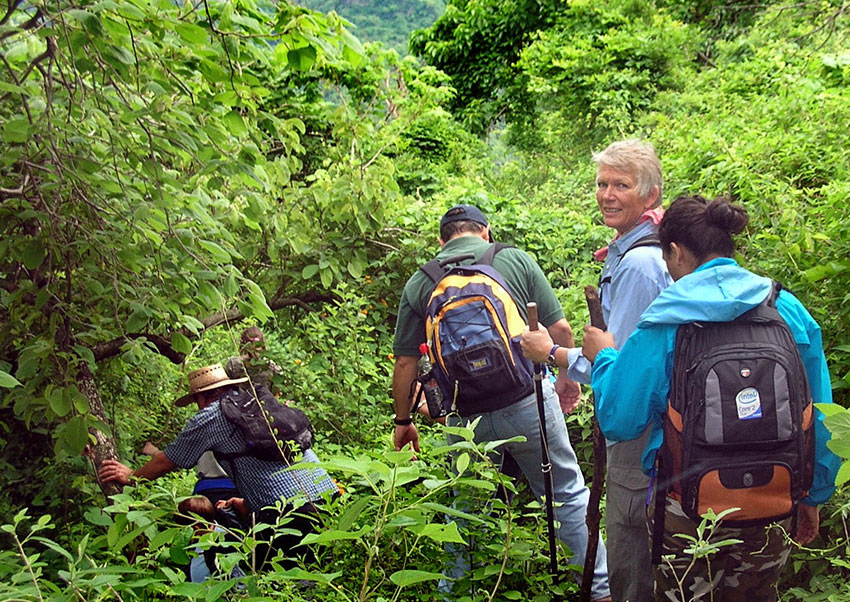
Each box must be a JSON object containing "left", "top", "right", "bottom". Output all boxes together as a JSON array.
[{"left": 392, "top": 236, "right": 565, "bottom": 357}]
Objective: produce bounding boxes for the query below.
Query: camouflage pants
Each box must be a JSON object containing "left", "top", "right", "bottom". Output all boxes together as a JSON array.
[{"left": 651, "top": 497, "right": 792, "bottom": 602}]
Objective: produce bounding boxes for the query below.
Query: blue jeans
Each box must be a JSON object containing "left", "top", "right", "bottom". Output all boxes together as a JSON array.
[{"left": 449, "top": 380, "right": 610, "bottom": 600}]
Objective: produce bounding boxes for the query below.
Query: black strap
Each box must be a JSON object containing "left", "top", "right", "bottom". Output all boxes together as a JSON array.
[
  {"left": 419, "top": 243, "right": 513, "bottom": 283},
  {"left": 650, "top": 451, "right": 668, "bottom": 565},
  {"left": 599, "top": 234, "right": 661, "bottom": 289}
]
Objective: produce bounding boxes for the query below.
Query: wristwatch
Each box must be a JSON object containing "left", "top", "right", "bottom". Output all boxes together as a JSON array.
[
  {"left": 393, "top": 415, "right": 413, "bottom": 426},
  {"left": 547, "top": 345, "right": 561, "bottom": 369}
]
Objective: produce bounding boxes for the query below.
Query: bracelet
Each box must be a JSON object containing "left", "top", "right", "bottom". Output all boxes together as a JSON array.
[
  {"left": 547, "top": 345, "right": 561, "bottom": 369},
  {"left": 393, "top": 415, "right": 413, "bottom": 426}
]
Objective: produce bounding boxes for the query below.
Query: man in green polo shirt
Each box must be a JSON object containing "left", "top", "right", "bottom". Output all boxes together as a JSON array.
[{"left": 390, "top": 204, "right": 611, "bottom": 601}]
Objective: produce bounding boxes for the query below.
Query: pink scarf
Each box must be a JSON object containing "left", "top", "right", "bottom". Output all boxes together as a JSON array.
[{"left": 593, "top": 207, "right": 665, "bottom": 262}]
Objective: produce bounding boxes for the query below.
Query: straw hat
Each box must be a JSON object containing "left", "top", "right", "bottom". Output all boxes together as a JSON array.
[{"left": 174, "top": 363, "right": 248, "bottom": 407}]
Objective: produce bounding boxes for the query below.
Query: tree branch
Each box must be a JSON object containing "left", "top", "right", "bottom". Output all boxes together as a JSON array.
[{"left": 90, "top": 291, "right": 335, "bottom": 363}]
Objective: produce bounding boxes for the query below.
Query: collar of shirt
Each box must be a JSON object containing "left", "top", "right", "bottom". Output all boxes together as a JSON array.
[{"left": 593, "top": 207, "right": 665, "bottom": 262}]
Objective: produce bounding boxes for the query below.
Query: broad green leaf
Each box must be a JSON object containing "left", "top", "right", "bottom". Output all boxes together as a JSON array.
[
  {"left": 0, "top": 370, "right": 21, "bottom": 388},
  {"left": 223, "top": 111, "right": 247, "bottom": 136},
  {"left": 21, "top": 241, "right": 46, "bottom": 269},
  {"left": 149, "top": 527, "right": 177, "bottom": 550},
  {"left": 301, "top": 264, "right": 319, "bottom": 279},
  {"left": 0, "top": 81, "right": 27, "bottom": 94},
  {"left": 347, "top": 259, "right": 363, "bottom": 278},
  {"left": 198, "top": 240, "right": 231, "bottom": 263},
  {"left": 816, "top": 403, "right": 844, "bottom": 417},
  {"left": 205, "top": 580, "right": 234, "bottom": 602},
  {"left": 408, "top": 521, "right": 466, "bottom": 544},
  {"left": 420, "top": 502, "right": 486, "bottom": 523},
  {"left": 84, "top": 508, "right": 113, "bottom": 526},
  {"left": 168, "top": 582, "right": 204, "bottom": 596},
  {"left": 182, "top": 315, "right": 205, "bottom": 335},
  {"left": 175, "top": 23, "right": 208, "bottom": 45},
  {"left": 73, "top": 344, "right": 96, "bottom": 368},
  {"left": 835, "top": 461, "right": 850, "bottom": 487},
  {"left": 171, "top": 332, "right": 193, "bottom": 355},
  {"left": 48, "top": 388, "right": 72, "bottom": 417},
  {"left": 127, "top": 310, "right": 148, "bottom": 332},
  {"left": 63, "top": 416, "right": 90, "bottom": 456},
  {"left": 320, "top": 267, "right": 333, "bottom": 288},
  {"left": 337, "top": 495, "right": 371, "bottom": 532},
  {"left": 287, "top": 45, "right": 317, "bottom": 71},
  {"left": 3, "top": 117, "right": 30, "bottom": 143},
  {"left": 389, "top": 569, "right": 446, "bottom": 587},
  {"left": 455, "top": 452, "right": 469, "bottom": 476}
]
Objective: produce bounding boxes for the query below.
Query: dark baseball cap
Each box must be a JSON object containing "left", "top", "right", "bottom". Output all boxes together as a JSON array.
[{"left": 440, "top": 204, "right": 489, "bottom": 229}]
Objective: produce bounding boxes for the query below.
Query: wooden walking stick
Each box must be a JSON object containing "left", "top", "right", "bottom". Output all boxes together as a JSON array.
[
  {"left": 579, "top": 285, "right": 608, "bottom": 602},
  {"left": 526, "top": 302, "right": 560, "bottom": 582}
]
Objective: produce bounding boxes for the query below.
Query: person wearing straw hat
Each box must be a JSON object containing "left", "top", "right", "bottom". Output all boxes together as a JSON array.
[{"left": 99, "top": 363, "right": 337, "bottom": 568}]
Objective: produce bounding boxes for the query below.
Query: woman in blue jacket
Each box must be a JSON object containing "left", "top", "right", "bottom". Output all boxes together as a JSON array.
[
  {"left": 523, "top": 195, "right": 839, "bottom": 599},
  {"left": 578, "top": 196, "right": 839, "bottom": 601}
]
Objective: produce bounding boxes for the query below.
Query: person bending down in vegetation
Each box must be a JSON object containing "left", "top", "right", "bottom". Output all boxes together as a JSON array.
[
  {"left": 524, "top": 139, "right": 671, "bottom": 602},
  {"left": 224, "top": 326, "right": 282, "bottom": 390},
  {"left": 177, "top": 495, "right": 247, "bottom": 582},
  {"left": 99, "top": 363, "right": 337, "bottom": 571},
  {"left": 574, "top": 196, "right": 837, "bottom": 601},
  {"left": 391, "top": 203, "right": 611, "bottom": 601}
]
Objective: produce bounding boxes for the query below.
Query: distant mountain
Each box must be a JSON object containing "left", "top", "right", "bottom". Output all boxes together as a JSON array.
[{"left": 298, "top": 0, "right": 444, "bottom": 55}]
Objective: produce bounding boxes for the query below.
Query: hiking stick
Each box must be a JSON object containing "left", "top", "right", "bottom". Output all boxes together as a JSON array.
[
  {"left": 526, "top": 302, "right": 559, "bottom": 581},
  {"left": 579, "top": 285, "right": 608, "bottom": 602}
]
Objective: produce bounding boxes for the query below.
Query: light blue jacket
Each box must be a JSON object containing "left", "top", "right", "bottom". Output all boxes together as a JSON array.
[
  {"left": 568, "top": 220, "right": 672, "bottom": 384},
  {"left": 591, "top": 257, "right": 839, "bottom": 505}
]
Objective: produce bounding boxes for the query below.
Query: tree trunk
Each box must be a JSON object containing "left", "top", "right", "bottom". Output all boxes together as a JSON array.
[{"left": 77, "top": 362, "right": 122, "bottom": 497}]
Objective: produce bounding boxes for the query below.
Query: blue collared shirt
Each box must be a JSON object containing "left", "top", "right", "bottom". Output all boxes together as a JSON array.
[{"left": 567, "top": 221, "right": 672, "bottom": 383}]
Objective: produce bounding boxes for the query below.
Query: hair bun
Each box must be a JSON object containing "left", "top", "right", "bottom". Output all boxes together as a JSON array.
[{"left": 705, "top": 198, "right": 748, "bottom": 235}]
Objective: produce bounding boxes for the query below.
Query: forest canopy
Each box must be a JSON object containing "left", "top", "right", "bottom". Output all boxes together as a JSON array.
[{"left": 2, "top": 0, "right": 850, "bottom": 600}]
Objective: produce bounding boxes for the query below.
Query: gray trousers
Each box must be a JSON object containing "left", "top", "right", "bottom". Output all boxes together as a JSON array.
[{"left": 607, "top": 429, "right": 654, "bottom": 602}]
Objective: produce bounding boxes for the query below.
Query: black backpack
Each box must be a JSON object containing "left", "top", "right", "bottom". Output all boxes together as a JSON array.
[
  {"left": 653, "top": 281, "right": 814, "bottom": 555},
  {"left": 216, "top": 384, "right": 314, "bottom": 464}
]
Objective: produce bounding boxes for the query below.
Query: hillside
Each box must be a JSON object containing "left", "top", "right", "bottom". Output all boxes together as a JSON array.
[{"left": 299, "top": 0, "right": 445, "bottom": 53}]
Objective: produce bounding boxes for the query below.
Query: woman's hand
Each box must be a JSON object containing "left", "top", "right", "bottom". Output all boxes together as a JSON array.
[{"left": 581, "top": 326, "right": 616, "bottom": 363}]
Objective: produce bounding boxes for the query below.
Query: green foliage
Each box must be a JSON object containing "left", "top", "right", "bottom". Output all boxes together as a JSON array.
[
  {"left": 409, "top": 0, "right": 565, "bottom": 135},
  {"left": 0, "top": 426, "right": 575, "bottom": 601},
  {"left": 516, "top": 0, "right": 697, "bottom": 150},
  {"left": 300, "top": 0, "right": 446, "bottom": 54},
  {"left": 4, "top": 0, "right": 850, "bottom": 599}
]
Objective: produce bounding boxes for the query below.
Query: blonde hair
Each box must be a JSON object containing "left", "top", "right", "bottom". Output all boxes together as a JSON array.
[{"left": 593, "top": 139, "right": 663, "bottom": 205}]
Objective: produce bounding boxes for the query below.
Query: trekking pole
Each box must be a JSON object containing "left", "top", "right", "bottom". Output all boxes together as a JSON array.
[
  {"left": 578, "top": 286, "right": 608, "bottom": 602},
  {"left": 526, "top": 302, "right": 559, "bottom": 581}
]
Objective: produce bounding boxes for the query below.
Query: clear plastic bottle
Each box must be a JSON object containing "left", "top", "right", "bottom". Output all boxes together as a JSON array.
[{"left": 418, "top": 343, "right": 444, "bottom": 419}]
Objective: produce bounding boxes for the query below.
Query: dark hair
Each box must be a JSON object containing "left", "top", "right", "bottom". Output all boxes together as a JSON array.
[
  {"left": 176, "top": 495, "right": 215, "bottom": 524},
  {"left": 440, "top": 219, "right": 486, "bottom": 242},
  {"left": 658, "top": 196, "right": 749, "bottom": 263},
  {"left": 241, "top": 326, "right": 264, "bottom": 344}
]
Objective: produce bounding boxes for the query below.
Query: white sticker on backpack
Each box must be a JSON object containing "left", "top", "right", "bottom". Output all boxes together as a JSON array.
[{"left": 736, "top": 387, "right": 763, "bottom": 420}]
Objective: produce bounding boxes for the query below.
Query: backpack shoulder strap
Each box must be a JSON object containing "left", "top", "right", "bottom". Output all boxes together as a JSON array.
[
  {"left": 625, "top": 233, "right": 661, "bottom": 254},
  {"left": 476, "top": 242, "right": 513, "bottom": 266},
  {"left": 599, "top": 234, "right": 661, "bottom": 287},
  {"left": 420, "top": 258, "right": 447, "bottom": 283},
  {"left": 419, "top": 243, "right": 513, "bottom": 282}
]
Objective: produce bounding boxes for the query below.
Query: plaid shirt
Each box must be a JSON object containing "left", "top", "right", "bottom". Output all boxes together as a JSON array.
[{"left": 164, "top": 401, "right": 336, "bottom": 511}]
